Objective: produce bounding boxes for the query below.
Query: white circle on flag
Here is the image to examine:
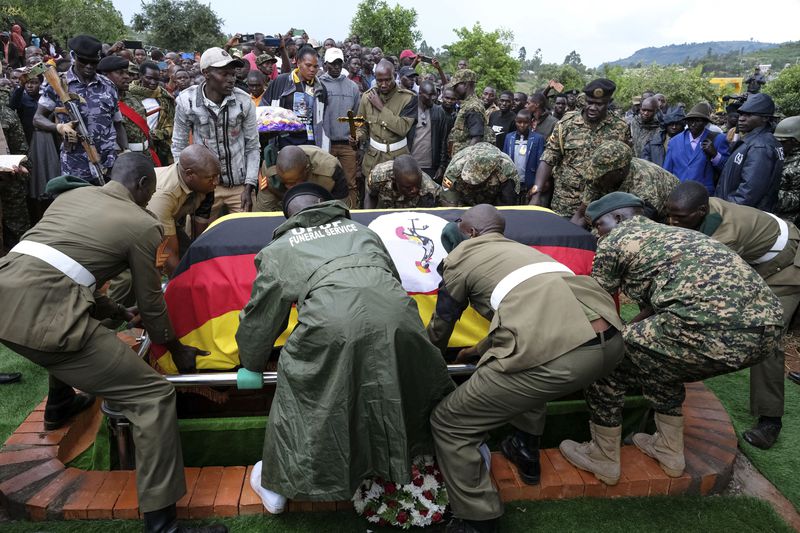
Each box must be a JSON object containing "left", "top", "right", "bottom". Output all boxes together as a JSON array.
[{"left": 368, "top": 212, "right": 449, "bottom": 293}]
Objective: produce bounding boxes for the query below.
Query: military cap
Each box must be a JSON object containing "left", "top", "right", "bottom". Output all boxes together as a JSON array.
[
  {"left": 631, "top": 96, "right": 642, "bottom": 105},
  {"left": 738, "top": 93, "right": 776, "bottom": 116},
  {"left": 774, "top": 116, "right": 800, "bottom": 142},
  {"left": 399, "top": 66, "right": 418, "bottom": 78},
  {"left": 256, "top": 53, "right": 277, "bottom": 66},
  {"left": 282, "top": 182, "right": 334, "bottom": 218},
  {"left": 564, "top": 89, "right": 579, "bottom": 96},
  {"left": 586, "top": 191, "right": 644, "bottom": 223},
  {"left": 446, "top": 68, "right": 477, "bottom": 89},
  {"left": 583, "top": 78, "right": 616, "bottom": 99},
  {"left": 590, "top": 140, "right": 633, "bottom": 179},
  {"left": 96, "top": 55, "right": 129, "bottom": 73},
  {"left": 68, "top": 34, "right": 103, "bottom": 60}
]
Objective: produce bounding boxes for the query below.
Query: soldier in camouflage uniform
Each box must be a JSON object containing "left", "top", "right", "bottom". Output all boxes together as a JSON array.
[
  {"left": 529, "top": 79, "right": 631, "bottom": 217},
  {"left": 0, "top": 85, "right": 31, "bottom": 254},
  {"left": 774, "top": 116, "right": 800, "bottom": 226},
  {"left": 576, "top": 140, "right": 679, "bottom": 224},
  {"left": 559, "top": 192, "right": 783, "bottom": 486},
  {"left": 446, "top": 69, "right": 494, "bottom": 158},
  {"left": 129, "top": 61, "right": 176, "bottom": 165},
  {"left": 34, "top": 35, "right": 127, "bottom": 185},
  {"left": 440, "top": 142, "right": 521, "bottom": 207},
  {"left": 365, "top": 155, "right": 440, "bottom": 209}
]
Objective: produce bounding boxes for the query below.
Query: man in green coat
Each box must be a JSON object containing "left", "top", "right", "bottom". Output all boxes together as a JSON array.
[{"left": 236, "top": 184, "right": 454, "bottom": 512}]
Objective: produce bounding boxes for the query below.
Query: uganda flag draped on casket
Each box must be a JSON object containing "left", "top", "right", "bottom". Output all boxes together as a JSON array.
[{"left": 150, "top": 206, "right": 597, "bottom": 373}]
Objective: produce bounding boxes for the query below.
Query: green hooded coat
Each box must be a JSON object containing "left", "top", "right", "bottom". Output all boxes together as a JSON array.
[{"left": 236, "top": 200, "right": 455, "bottom": 501}]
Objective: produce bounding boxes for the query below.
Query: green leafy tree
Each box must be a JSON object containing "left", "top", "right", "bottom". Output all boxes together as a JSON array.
[
  {"left": 4, "top": 0, "right": 126, "bottom": 45},
  {"left": 563, "top": 50, "right": 585, "bottom": 73},
  {"left": 349, "top": 0, "right": 421, "bottom": 56},
  {"left": 132, "top": 0, "right": 224, "bottom": 52},
  {"left": 525, "top": 63, "right": 587, "bottom": 93},
  {"left": 608, "top": 65, "right": 721, "bottom": 110},
  {"left": 764, "top": 64, "right": 800, "bottom": 117},
  {"left": 444, "top": 24, "right": 520, "bottom": 92}
]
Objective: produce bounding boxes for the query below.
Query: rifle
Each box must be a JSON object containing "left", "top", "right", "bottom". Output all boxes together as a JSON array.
[{"left": 41, "top": 63, "right": 106, "bottom": 184}]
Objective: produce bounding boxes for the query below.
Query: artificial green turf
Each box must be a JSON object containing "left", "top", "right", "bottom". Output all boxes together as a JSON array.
[
  {"left": 0, "top": 496, "right": 791, "bottom": 532},
  {"left": 0, "top": 345, "right": 49, "bottom": 444}
]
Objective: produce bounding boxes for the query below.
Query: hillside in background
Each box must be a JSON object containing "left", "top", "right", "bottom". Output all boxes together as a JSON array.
[{"left": 606, "top": 41, "right": 778, "bottom": 67}]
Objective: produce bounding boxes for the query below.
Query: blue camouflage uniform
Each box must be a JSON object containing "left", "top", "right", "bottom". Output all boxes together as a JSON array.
[{"left": 38, "top": 66, "right": 121, "bottom": 184}]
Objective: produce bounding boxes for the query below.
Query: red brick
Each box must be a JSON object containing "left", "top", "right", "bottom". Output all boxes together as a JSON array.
[
  {"left": 537, "top": 451, "right": 563, "bottom": 499},
  {"left": 176, "top": 467, "right": 201, "bottom": 519},
  {"left": 85, "top": 470, "right": 129, "bottom": 519},
  {"left": 497, "top": 475, "right": 527, "bottom": 502},
  {"left": 619, "top": 448, "right": 653, "bottom": 497},
  {"left": 57, "top": 399, "right": 102, "bottom": 464},
  {"left": 26, "top": 468, "right": 84, "bottom": 521},
  {"left": 490, "top": 453, "right": 517, "bottom": 483},
  {"left": 683, "top": 447, "right": 717, "bottom": 496},
  {"left": 213, "top": 466, "right": 245, "bottom": 517},
  {"left": 188, "top": 466, "right": 223, "bottom": 519},
  {"left": 313, "top": 501, "right": 337, "bottom": 511},
  {"left": 544, "top": 449, "right": 584, "bottom": 499},
  {"left": 684, "top": 435, "right": 736, "bottom": 470},
  {"left": 113, "top": 471, "right": 139, "bottom": 519},
  {"left": 62, "top": 471, "right": 107, "bottom": 519},
  {"left": 34, "top": 399, "right": 47, "bottom": 412},
  {"left": 4, "top": 430, "right": 68, "bottom": 448},
  {"left": 668, "top": 472, "right": 693, "bottom": 495},
  {"left": 289, "top": 500, "right": 313, "bottom": 512},
  {"left": 605, "top": 464, "right": 633, "bottom": 499},
  {"left": 682, "top": 406, "right": 731, "bottom": 423},
  {"left": 575, "top": 468, "right": 607, "bottom": 498},
  {"left": 627, "top": 451, "right": 672, "bottom": 496},
  {"left": 0, "top": 447, "right": 58, "bottom": 466},
  {"left": 238, "top": 465, "right": 264, "bottom": 516},
  {"left": 335, "top": 500, "right": 354, "bottom": 511},
  {"left": 15, "top": 422, "right": 47, "bottom": 434},
  {"left": 0, "top": 458, "right": 63, "bottom": 497},
  {"left": 24, "top": 411, "right": 45, "bottom": 423}
]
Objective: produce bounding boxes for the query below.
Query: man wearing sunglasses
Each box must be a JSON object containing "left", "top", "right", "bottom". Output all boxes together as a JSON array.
[{"left": 33, "top": 34, "right": 127, "bottom": 184}]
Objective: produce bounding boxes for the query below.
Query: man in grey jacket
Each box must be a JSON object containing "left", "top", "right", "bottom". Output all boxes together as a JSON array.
[
  {"left": 319, "top": 47, "right": 361, "bottom": 208},
  {"left": 172, "top": 47, "right": 260, "bottom": 214}
]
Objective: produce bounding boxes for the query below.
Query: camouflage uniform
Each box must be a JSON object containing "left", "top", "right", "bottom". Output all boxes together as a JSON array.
[
  {"left": 367, "top": 161, "right": 441, "bottom": 208},
  {"left": 0, "top": 87, "right": 31, "bottom": 252},
  {"left": 582, "top": 141, "right": 679, "bottom": 221},
  {"left": 541, "top": 109, "right": 631, "bottom": 217},
  {"left": 119, "top": 93, "right": 149, "bottom": 157},
  {"left": 776, "top": 152, "right": 800, "bottom": 226},
  {"left": 587, "top": 216, "right": 783, "bottom": 426},
  {"left": 128, "top": 81, "right": 176, "bottom": 166},
  {"left": 440, "top": 142, "right": 521, "bottom": 207},
  {"left": 448, "top": 94, "right": 494, "bottom": 157},
  {"left": 38, "top": 66, "right": 121, "bottom": 184}
]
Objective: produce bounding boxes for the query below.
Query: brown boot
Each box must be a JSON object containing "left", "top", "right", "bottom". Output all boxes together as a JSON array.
[
  {"left": 632, "top": 413, "right": 685, "bottom": 477},
  {"left": 559, "top": 422, "right": 621, "bottom": 485}
]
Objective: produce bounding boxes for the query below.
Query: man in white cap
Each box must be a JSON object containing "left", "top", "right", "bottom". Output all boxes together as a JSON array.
[
  {"left": 172, "top": 46, "right": 260, "bottom": 214},
  {"left": 319, "top": 47, "right": 361, "bottom": 207}
]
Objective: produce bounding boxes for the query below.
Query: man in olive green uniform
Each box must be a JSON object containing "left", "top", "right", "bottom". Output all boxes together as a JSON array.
[
  {"left": 353, "top": 59, "right": 417, "bottom": 180},
  {"left": 666, "top": 181, "right": 800, "bottom": 449},
  {"left": 573, "top": 140, "right": 679, "bottom": 225},
  {"left": 237, "top": 184, "right": 454, "bottom": 510},
  {"left": 560, "top": 192, "right": 782, "bottom": 486},
  {"left": 447, "top": 69, "right": 494, "bottom": 157},
  {"left": 254, "top": 144, "right": 349, "bottom": 212},
  {"left": 529, "top": 79, "right": 631, "bottom": 216},
  {"left": 365, "top": 154, "right": 440, "bottom": 209},
  {"left": 440, "top": 142, "right": 521, "bottom": 207},
  {"left": 0, "top": 153, "right": 219, "bottom": 533},
  {"left": 429, "top": 205, "right": 623, "bottom": 533},
  {"left": 0, "top": 84, "right": 30, "bottom": 255}
]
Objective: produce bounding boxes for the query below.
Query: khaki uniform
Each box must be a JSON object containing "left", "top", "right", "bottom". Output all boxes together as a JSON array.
[
  {"left": 254, "top": 145, "right": 349, "bottom": 212},
  {"left": 429, "top": 233, "right": 624, "bottom": 520},
  {"left": 700, "top": 197, "right": 800, "bottom": 417},
  {"left": 0, "top": 181, "right": 186, "bottom": 513},
  {"left": 355, "top": 86, "right": 417, "bottom": 179},
  {"left": 541, "top": 110, "right": 631, "bottom": 216},
  {"left": 367, "top": 161, "right": 440, "bottom": 208},
  {"left": 147, "top": 164, "right": 211, "bottom": 236}
]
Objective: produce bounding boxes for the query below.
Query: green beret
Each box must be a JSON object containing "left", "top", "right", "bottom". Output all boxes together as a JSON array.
[
  {"left": 446, "top": 68, "right": 477, "bottom": 89},
  {"left": 583, "top": 78, "right": 616, "bottom": 99},
  {"left": 586, "top": 192, "right": 644, "bottom": 224},
  {"left": 591, "top": 140, "right": 632, "bottom": 179}
]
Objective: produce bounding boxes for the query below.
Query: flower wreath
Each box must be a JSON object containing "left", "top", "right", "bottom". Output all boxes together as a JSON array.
[{"left": 352, "top": 455, "right": 449, "bottom": 529}]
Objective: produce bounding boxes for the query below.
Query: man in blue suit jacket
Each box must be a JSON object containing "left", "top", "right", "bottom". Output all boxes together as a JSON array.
[
  {"left": 663, "top": 102, "right": 729, "bottom": 193},
  {"left": 503, "top": 109, "right": 545, "bottom": 200}
]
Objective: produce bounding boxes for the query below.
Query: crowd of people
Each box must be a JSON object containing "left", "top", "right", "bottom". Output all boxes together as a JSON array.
[{"left": 1, "top": 24, "right": 800, "bottom": 533}]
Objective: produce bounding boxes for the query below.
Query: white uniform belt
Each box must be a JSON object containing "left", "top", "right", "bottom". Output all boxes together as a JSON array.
[
  {"left": 10, "top": 240, "right": 96, "bottom": 288},
  {"left": 752, "top": 213, "right": 789, "bottom": 265},
  {"left": 369, "top": 137, "right": 407, "bottom": 153},
  {"left": 129, "top": 141, "right": 149, "bottom": 152},
  {"left": 490, "top": 262, "right": 575, "bottom": 311}
]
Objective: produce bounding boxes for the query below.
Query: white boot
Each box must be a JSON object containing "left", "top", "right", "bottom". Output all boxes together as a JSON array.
[{"left": 250, "top": 461, "right": 287, "bottom": 514}]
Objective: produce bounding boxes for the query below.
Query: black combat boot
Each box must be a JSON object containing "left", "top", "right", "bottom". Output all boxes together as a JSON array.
[
  {"left": 500, "top": 430, "right": 541, "bottom": 485},
  {"left": 743, "top": 416, "right": 782, "bottom": 450},
  {"left": 43, "top": 377, "right": 96, "bottom": 431},
  {"left": 143, "top": 504, "right": 229, "bottom": 533}
]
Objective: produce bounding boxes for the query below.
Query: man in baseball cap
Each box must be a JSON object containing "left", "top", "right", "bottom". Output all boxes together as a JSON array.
[
  {"left": 399, "top": 49, "right": 416, "bottom": 66},
  {"left": 199, "top": 46, "right": 245, "bottom": 71}
]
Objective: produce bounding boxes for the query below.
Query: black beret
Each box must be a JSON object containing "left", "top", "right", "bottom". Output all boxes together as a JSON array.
[
  {"left": 282, "top": 182, "right": 334, "bottom": 218},
  {"left": 583, "top": 78, "right": 616, "bottom": 99},
  {"left": 68, "top": 34, "right": 103, "bottom": 60},
  {"left": 564, "top": 89, "right": 579, "bottom": 96},
  {"left": 97, "top": 55, "right": 130, "bottom": 73},
  {"left": 586, "top": 192, "right": 644, "bottom": 224},
  {"left": 738, "top": 93, "right": 776, "bottom": 116}
]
